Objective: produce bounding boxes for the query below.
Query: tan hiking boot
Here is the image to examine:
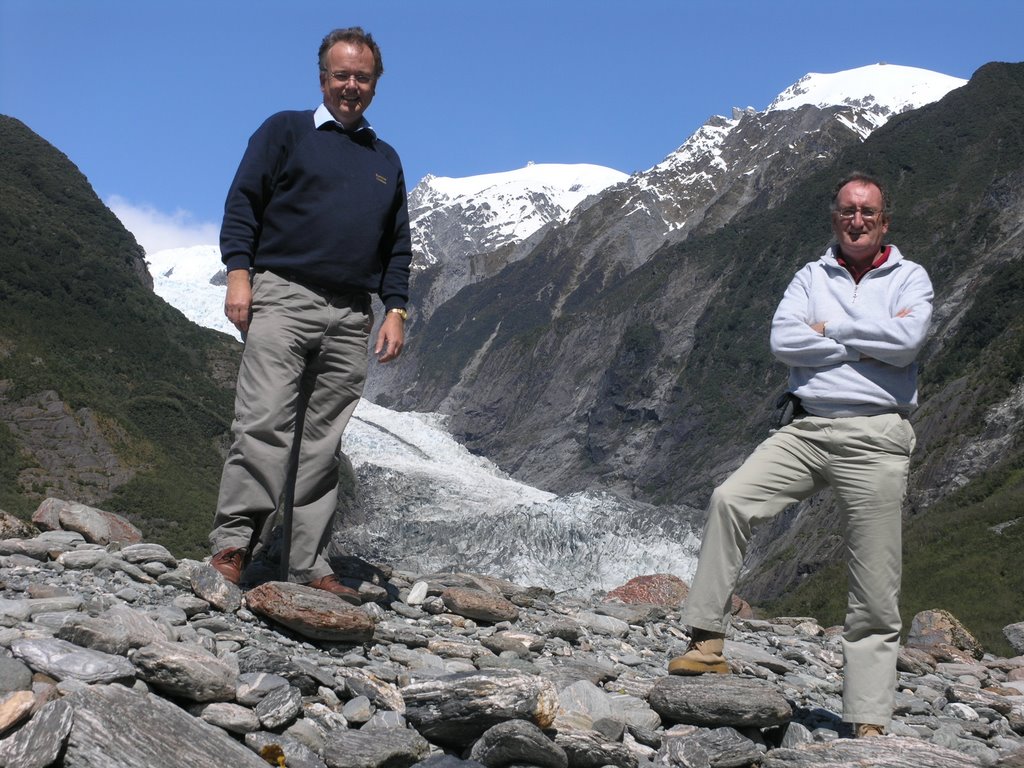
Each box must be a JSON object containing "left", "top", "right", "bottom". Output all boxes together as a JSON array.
[
  {"left": 668, "top": 629, "right": 729, "bottom": 675},
  {"left": 855, "top": 723, "right": 885, "bottom": 738}
]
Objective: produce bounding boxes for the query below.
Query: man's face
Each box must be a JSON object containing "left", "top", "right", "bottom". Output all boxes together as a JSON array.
[
  {"left": 320, "top": 42, "right": 377, "bottom": 129},
  {"left": 831, "top": 181, "right": 889, "bottom": 263}
]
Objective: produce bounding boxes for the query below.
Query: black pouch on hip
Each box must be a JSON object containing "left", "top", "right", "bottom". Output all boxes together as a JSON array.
[{"left": 773, "top": 392, "right": 804, "bottom": 429}]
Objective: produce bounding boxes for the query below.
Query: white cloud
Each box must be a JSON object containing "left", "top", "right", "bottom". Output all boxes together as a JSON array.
[{"left": 106, "top": 195, "right": 219, "bottom": 255}]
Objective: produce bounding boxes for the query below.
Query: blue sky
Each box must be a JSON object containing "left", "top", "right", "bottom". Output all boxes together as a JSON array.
[{"left": 2, "top": 0, "right": 1022, "bottom": 252}]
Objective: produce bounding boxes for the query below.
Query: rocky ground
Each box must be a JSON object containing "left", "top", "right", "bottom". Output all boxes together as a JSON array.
[{"left": 1, "top": 499, "right": 1023, "bottom": 768}]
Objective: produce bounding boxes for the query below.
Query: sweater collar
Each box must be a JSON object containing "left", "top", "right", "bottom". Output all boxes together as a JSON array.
[
  {"left": 313, "top": 104, "right": 376, "bottom": 140},
  {"left": 836, "top": 245, "right": 892, "bottom": 284}
]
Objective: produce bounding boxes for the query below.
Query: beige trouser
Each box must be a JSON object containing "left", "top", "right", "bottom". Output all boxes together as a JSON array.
[
  {"left": 210, "top": 271, "right": 371, "bottom": 583},
  {"left": 680, "top": 413, "right": 915, "bottom": 726}
]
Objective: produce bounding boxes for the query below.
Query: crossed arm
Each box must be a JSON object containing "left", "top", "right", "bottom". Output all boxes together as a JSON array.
[{"left": 770, "top": 264, "right": 934, "bottom": 369}]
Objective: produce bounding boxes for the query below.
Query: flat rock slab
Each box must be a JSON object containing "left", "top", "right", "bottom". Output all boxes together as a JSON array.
[
  {"left": 604, "top": 573, "right": 688, "bottom": 607},
  {"left": 58, "top": 501, "right": 143, "bottom": 546},
  {"left": 335, "top": 667, "right": 406, "bottom": 713},
  {"left": 99, "top": 603, "right": 173, "bottom": 647},
  {"left": 403, "top": 669, "right": 559, "bottom": 749},
  {"left": 61, "top": 683, "right": 268, "bottom": 768},
  {"left": 660, "top": 725, "right": 766, "bottom": 768},
  {"left": 0, "top": 698, "right": 73, "bottom": 768},
  {"left": 554, "top": 728, "right": 637, "bottom": 768},
  {"left": 442, "top": 587, "right": 520, "bottom": 623},
  {"left": 56, "top": 614, "right": 132, "bottom": 655},
  {"left": 761, "top": 735, "right": 984, "bottom": 767},
  {"left": 0, "top": 689, "right": 37, "bottom": 736},
  {"left": 11, "top": 637, "right": 135, "bottom": 685},
  {"left": 907, "top": 609, "right": 984, "bottom": 660},
  {"left": 132, "top": 639, "right": 237, "bottom": 702},
  {"left": 119, "top": 542, "right": 177, "bottom": 565},
  {"left": 648, "top": 674, "right": 792, "bottom": 728},
  {"left": 469, "top": 719, "right": 568, "bottom": 768},
  {"left": 322, "top": 725, "right": 430, "bottom": 768},
  {"left": 245, "top": 581, "right": 375, "bottom": 643}
]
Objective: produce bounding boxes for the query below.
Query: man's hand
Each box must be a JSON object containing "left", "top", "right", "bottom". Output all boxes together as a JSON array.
[
  {"left": 375, "top": 312, "right": 405, "bottom": 363},
  {"left": 810, "top": 321, "right": 827, "bottom": 335},
  {"left": 224, "top": 269, "right": 253, "bottom": 333}
]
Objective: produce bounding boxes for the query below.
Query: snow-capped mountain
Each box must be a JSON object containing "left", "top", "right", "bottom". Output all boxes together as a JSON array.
[
  {"left": 408, "top": 163, "right": 627, "bottom": 319},
  {"left": 409, "top": 162, "right": 627, "bottom": 269},
  {"left": 625, "top": 63, "right": 967, "bottom": 240},
  {"left": 768, "top": 63, "right": 968, "bottom": 137}
]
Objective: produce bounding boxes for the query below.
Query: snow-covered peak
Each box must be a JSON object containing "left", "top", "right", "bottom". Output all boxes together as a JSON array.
[
  {"left": 618, "top": 63, "right": 967, "bottom": 237},
  {"left": 423, "top": 162, "right": 627, "bottom": 206},
  {"left": 409, "top": 163, "right": 627, "bottom": 267},
  {"left": 768, "top": 63, "right": 966, "bottom": 116}
]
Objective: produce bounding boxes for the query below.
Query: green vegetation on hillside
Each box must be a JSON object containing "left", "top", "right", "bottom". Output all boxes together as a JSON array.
[
  {"left": 0, "top": 115, "right": 238, "bottom": 557},
  {"left": 763, "top": 457, "right": 1024, "bottom": 657}
]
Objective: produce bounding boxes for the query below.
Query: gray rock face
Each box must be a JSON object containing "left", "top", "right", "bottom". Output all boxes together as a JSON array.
[
  {"left": 649, "top": 675, "right": 793, "bottom": 728},
  {"left": 11, "top": 637, "right": 136, "bottom": 684},
  {"left": 131, "top": 639, "right": 237, "bottom": 702},
  {"left": 61, "top": 684, "right": 268, "bottom": 768},
  {"left": 56, "top": 613, "right": 132, "bottom": 655},
  {"left": 442, "top": 587, "right": 520, "bottom": 623},
  {"left": 190, "top": 562, "right": 243, "bottom": 612},
  {"left": 245, "top": 581, "right": 375, "bottom": 643},
  {"left": 469, "top": 719, "right": 568, "bottom": 768},
  {"left": 321, "top": 727, "right": 431, "bottom": 768},
  {"left": 1005, "top": 623, "right": 1024, "bottom": 656},
  {"left": 0, "top": 657, "right": 32, "bottom": 694},
  {"left": 255, "top": 683, "right": 303, "bottom": 729},
  {"left": 1, "top": 520, "right": 1023, "bottom": 768},
  {"left": 0, "top": 699, "right": 73, "bottom": 768},
  {"left": 403, "top": 670, "right": 559, "bottom": 749},
  {"left": 4, "top": 391, "right": 136, "bottom": 507}
]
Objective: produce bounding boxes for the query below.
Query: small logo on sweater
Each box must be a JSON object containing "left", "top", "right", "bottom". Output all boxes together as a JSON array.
[{"left": 375, "top": 173, "right": 388, "bottom": 184}]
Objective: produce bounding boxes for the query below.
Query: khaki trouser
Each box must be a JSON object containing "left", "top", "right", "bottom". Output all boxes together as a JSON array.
[
  {"left": 681, "top": 413, "right": 915, "bottom": 726},
  {"left": 210, "top": 271, "right": 371, "bottom": 583}
]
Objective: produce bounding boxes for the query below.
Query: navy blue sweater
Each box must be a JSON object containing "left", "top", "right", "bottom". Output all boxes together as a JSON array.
[{"left": 220, "top": 110, "right": 411, "bottom": 310}]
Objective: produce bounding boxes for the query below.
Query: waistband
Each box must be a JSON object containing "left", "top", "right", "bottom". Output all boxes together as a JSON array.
[{"left": 259, "top": 268, "right": 370, "bottom": 304}]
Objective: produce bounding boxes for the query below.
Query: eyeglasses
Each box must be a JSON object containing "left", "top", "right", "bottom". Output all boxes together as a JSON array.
[
  {"left": 835, "top": 207, "right": 882, "bottom": 221},
  {"left": 325, "top": 70, "right": 374, "bottom": 85}
]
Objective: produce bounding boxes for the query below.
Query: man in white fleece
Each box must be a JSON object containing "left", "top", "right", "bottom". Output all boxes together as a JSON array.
[{"left": 669, "top": 172, "right": 933, "bottom": 738}]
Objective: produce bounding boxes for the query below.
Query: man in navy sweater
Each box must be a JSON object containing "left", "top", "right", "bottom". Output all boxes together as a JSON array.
[{"left": 208, "top": 27, "right": 411, "bottom": 603}]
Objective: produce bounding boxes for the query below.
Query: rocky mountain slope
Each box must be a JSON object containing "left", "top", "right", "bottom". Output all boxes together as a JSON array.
[
  {"left": 364, "top": 64, "right": 966, "bottom": 407},
  {"left": 409, "top": 163, "right": 627, "bottom": 321},
  {"left": 0, "top": 114, "right": 240, "bottom": 557},
  {"left": 1, "top": 502, "right": 1022, "bottom": 767}
]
